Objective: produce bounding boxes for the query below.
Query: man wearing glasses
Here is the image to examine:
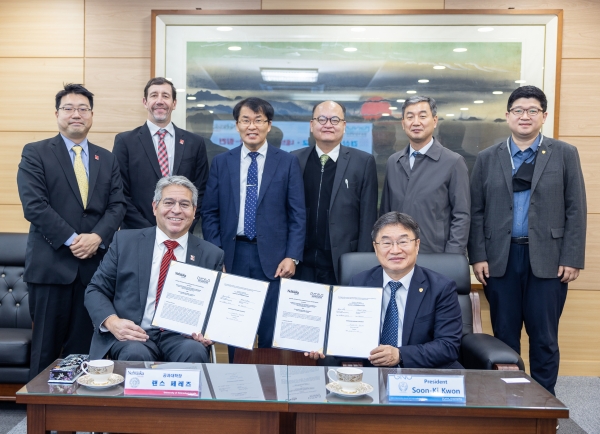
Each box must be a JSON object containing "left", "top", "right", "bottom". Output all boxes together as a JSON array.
[
  {"left": 17, "top": 84, "right": 126, "bottom": 377},
  {"left": 292, "top": 101, "right": 378, "bottom": 285},
  {"left": 201, "top": 97, "right": 305, "bottom": 361},
  {"left": 468, "top": 86, "right": 587, "bottom": 395}
]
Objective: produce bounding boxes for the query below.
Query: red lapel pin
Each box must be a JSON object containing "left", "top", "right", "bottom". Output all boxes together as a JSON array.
[
  {"left": 95, "top": 155, "right": 99, "bottom": 160},
  {"left": 190, "top": 255, "right": 195, "bottom": 261},
  {"left": 180, "top": 139, "right": 185, "bottom": 145}
]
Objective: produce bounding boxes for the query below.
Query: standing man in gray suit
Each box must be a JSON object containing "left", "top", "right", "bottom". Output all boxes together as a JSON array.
[
  {"left": 468, "top": 86, "right": 586, "bottom": 395},
  {"left": 380, "top": 96, "right": 470, "bottom": 254},
  {"left": 292, "top": 101, "right": 378, "bottom": 284}
]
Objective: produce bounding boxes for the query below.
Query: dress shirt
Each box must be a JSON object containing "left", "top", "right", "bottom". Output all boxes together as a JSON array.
[
  {"left": 315, "top": 143, "right": 340, "bottom": 162},
  {"left": 409, "top": 138, "right": 434, "bottom": 169},
  {"left": 380, "top": 267, "right": 415, "bottom": 347},
  {"left": 237, "top": 142, "right": 268, "bottom": 236},
  {"left": 510, "top": 134, "right": 541, "bottom": 237},
  {"left": 146, "top": 120, "right": 176, "bottom": 175},
  {"left": 63, "top": 134, "right": 89, "bottom": 246}
]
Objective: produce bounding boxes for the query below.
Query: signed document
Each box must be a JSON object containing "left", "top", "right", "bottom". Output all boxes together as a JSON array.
[
  {"left": 152, "top": 261, "right": 219, "bottom": 335},
  {"left": 272, "top": 278, "right": 330, "bottom": 353},
  {"left": 204, "top": 273, "right": 269, "bottom": 349}
]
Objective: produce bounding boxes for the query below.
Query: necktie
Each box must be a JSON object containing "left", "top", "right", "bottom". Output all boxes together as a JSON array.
[
  {"left": 72, "top": 145, "right": 88, "bottom": 208},
  {"left": 320, "top": 154, "right": 330, "bottom": 167},
  {"left": 410, "top": 150, "right": 421, "bottom": 170},
  {"left": 380, "top": 281, "right": 403, "bottom": 346},
  {"left": 155, "top": 240, "right": 179, "bottom": 307},
  {"left": 244, "top": 152, "right": 259, "bottom": 240},
  {"left": 156, "top": 129, "right": 170, "bottom": 177}
]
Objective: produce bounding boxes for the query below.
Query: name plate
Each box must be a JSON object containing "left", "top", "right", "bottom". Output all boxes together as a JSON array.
[
  {"left": 387, "top": 374, "right": 465, "bottom": 403},
  {"left": 124, "top": 368, "right": 200, "bottom": 397}
]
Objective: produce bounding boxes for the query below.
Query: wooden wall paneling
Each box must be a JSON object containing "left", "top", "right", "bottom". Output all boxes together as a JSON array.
[
  {"left": 0, "top": 205, "right": 28, "bottom": 233},
  {"left": 559, "top": 59, "right": 600, "bottom": 137},
  {"left": 84, "top": 0, "right": 261, "bottom": 58},
  {"left": 568, "top": 214, "right": 600, "bottom": 291},
  {"left": 87, "top": 132, "right": 118, "bottom": 151},
  {"left": 561, "top": 136, "right": 600, "bottom": 214},
  {"left": 262, "top": 0, "right": 443, "bottom": 9},
  {"left": 0, "top": 58, "right": 83, "bottom": 132},
  {"left": 445, "top": 0, "right": 600, "bottom": 59},
  {"left": 0, "top": 0, "right": 84, "bottom": 57}
]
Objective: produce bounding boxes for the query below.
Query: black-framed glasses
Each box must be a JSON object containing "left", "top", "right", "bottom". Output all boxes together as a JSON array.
[
  {"left": 312, "top": 116, "right": 345, "bottom": 125},
  {"left": 374, "top": 239, "right": 417, "bottom": 250},
  {"left": 509, "top": 107, "right": 543, "bottom": 117},
  {"left": 58, "top": 106, "right": 92, "bottom": 115},
  {"left": 238, "top": 118, "right": 269, "bottom": 127}
]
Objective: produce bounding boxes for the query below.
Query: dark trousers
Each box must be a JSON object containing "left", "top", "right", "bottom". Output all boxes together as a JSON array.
[
  {"left": 229, "top": 240, "right": 280, "bottom": 362},
  {"left": 295, "top": 263, "right": 337, "bottom": 285},
  {"left": 485, "top": 243, "right": 568, "bottom": 395},
  {"left": 108, "top": 329, "right": 209, "bottom": 363},
  {"left": 29, "top": 275, "right": 94, "bottom": 379}
]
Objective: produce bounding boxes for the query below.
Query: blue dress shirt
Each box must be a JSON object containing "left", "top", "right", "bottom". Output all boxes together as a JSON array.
[{"left": 510, "top": 134, "right": 541, "bottom": 237}]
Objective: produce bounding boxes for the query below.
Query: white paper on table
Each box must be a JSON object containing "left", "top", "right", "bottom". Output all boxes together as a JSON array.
[
  {"left": 204, "top": 364, "right": 265, "bottom": 401},
  {"left": 203, "top": 273, "right": 269, "bottom": 349},
  {"left": 286, "top": 366, "right": 327, "bottom": 402},
  {"left": 272, "top": 278, "right": 330, "bottom": 353},
  {"left": 501, "top": 377, "right": 530, "bottom": 384},
  {"left": 325, "top": 286, "right": 383, "bottom": 358},
  {"left": 152, "top": 261, "right": 219, "bottom": 335}
]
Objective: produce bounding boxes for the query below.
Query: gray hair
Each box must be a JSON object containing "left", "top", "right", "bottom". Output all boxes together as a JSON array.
[
  {"left": 153, "top": 176, "right": 198, "bottom": 206},
  {"left": 401, "top": 95, "right": 437, "bottom": 118},
  {"left": 371, "top": 212, "right": 421, "bottom": 241}
]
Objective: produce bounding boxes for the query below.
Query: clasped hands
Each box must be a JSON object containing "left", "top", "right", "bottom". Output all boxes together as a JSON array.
[
  {"left": 304, "top": 345, "right": 400, "bottom": 367},
  {"left": 70, "top": 233, "right": 102, "bottom": 259}
]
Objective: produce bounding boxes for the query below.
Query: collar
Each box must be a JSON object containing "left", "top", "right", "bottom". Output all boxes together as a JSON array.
[
  {"left": 510, "top": 133, "right": 541, "bottom": 157},
  {"left": 409, "top": 138, "right": 434, "bottom": 157},
  {"left": 146, "top": 120, "right": 175, "bottom": 138},
  {"left": 382, "top": 266, "right": 415, "bottom": 292},
  {"left": 155, "top": 226, "right": 189, "bottom": 251},
  {"left": 315, "top": 144, "right": 340, "bottom": 162},
  {"left": 61, "top": 134, "right": 89, "bottom": 155},
  {"left": 242, "top": 141, "right": 268, "bottom": 159}
]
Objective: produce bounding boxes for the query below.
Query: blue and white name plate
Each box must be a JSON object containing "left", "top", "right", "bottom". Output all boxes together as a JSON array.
[
  {"left": 388, "top": 374, "right": 466, "bottom": 403},
  {"left": 124, "top": 368, "right": 201, "bottom": 397}
]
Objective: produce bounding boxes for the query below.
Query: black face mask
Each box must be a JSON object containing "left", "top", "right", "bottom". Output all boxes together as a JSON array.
[{"left": 512, "top": 154, "right": 536, "bottom": 193}]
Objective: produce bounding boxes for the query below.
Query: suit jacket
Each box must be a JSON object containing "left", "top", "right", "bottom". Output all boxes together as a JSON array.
[
  {"left": 468, "top": 136, "right": 587, "bottom": 278},
  {"left": 292, "top": 145, "right": 378, "bottom": 279},
  {"left": 113, "top": 123, "right": 208, "bottom": 231},
  {"left": 350, "top": 264, "right": 462, "bottom": 369},
  {"left": 85, "top": 227, "right": 225, "bottom": 359},
  {"left": 380, "top": 139, "right": 470, "bottom": 255},
  {"left": 17, "top": 134, "right": 126, "bottom": 285},
  {"left": 201, "top": 144, "right": 306, "bottom": 278}
]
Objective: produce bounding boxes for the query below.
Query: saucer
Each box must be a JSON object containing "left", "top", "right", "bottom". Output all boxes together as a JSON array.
[
  {"left": 326, "top": 381, "right": 374, "bottom": 398},
  {"left": 77, "top": 374, "right": 124, "bottom": 390},
  {"left": 76, "top": 385, "right": 124, "bottom": 396}
]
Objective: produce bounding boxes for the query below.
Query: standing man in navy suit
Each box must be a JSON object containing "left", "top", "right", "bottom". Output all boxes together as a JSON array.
[
  {"left": 201, "top": 98, "right": 305, "bottom": 360},
  {"left": 17, "top": 84, "right": 126, "bottom": 377},
  {"left": 113, "top": 77, "right": 208, "bottom": 231}
]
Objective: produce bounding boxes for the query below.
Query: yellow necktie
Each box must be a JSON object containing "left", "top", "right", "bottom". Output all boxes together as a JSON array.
[
  {"left": 72, "top": 145, "right": 88, "bottom": 208},
  {"left": 320, "top": 154, "right": 330, "bottom": 167}
]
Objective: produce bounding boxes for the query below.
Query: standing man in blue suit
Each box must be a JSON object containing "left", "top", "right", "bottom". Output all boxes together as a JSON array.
[{"left": 201, "top": 98, "right": 306, "bottom": 360}]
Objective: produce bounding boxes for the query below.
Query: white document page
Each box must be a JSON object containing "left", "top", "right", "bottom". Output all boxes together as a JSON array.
[
  {"left": 272, "top": 278, "right": 330, "bottom": 352},
  {"left": 325, "top": 286, "right": 383, "bottom": 358},
  {"left": 152, "top": 261, "right": 219, "bottom": 335},
  {"left": 203, "top": 273, "right": 269, "bottom": 349},
  {"left": 204, "top": 364, "right": 265, "bottom": 401},
  {"left": 287, "top": 366, "right": 327, "bottom": 403}
]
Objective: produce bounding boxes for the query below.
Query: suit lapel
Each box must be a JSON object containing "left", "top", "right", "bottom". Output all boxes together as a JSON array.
[
  {"left": 398, "top": 146, "right": 411, "bottom": 178},
  {"left": 498, "top": 139, "right": 514, "bottom": 196},
  {"left": 138, "top": 228, "right": 155, "bottom": 309},
  {"left": 139, "top": 124, "right": 163, "bottom": 178},
  {"left": 330, "top": 145, "right": 349, "bottom": 209},
  {"left": 257, "top": 145, "right": 282, "bottom": 207},
  {"left": 402, "top": 265, "right": 428, "bottom": 346},
  {"left": 186, "top": 236, "right": 202, "bottom": 265},
  {"left": 366, "top": 266, "right": 384, "bottom": 287},
  {"left": 87, "top": 143, "right": 100, "bottom": 206},
  {"left": 531, "top": 136, "right": 552, "bottom": 194},
  {"left": 51, "top": 135, "right": 84, "bottom": 208},
  {"left": 172, "top": 124, "right": 185, "bottom": 174},
  {"left": 226, "top": 146, "right": 242, "bottom": 217}
]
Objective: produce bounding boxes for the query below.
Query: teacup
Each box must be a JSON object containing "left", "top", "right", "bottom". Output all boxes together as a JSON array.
[
  {"left": 81, "top": 359, "right": 114, "bottom": 385},
  {"left": 327, "top": 367, "right": 363, "bottom": 393}
]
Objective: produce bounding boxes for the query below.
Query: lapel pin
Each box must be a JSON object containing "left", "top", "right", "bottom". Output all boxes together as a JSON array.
[
  {"left": 95, "top": 155, "right": 99, "bottom": 160},
  {"left": 419, "top": 288, "right": 423, "bottom": 293},
  {"left": 180, "top": 139, "right": 185, "bottom": 145},
  {"left": 190, "top": 255, "right": 195, "bottom": 261},
  {"left": 542, "top": 150, "right": 546, "bottom": 154}
]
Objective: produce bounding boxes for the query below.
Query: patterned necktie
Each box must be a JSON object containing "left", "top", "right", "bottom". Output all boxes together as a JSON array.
[
  {"left": 410, "top": 150, "right": 421, "bottom": 170},
  {"left": 156, "top": 129, "right": 170, "bottom": 177},
  {"left": 380, "top": 281, "right": 403, "bottom": 346},
  {"left": 320, "top": 153, "right": 330, "bottom": 167},
  {"left": 155, "top": 240, "right": 179, "bottom": 308},
  {"left": 244, "top": 152, "right": 260, "bottom": 240},
  {"left": 72, "top": 145, "right": 88, "bottom": 208}
]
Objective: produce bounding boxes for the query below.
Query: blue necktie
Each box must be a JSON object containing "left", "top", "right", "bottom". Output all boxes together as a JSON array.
[
  {"left": 244, "top": 152, "right": 259, "bottom": 240},
  {"left": 410, "top": 151, "right": 421, "bottom": 170},
  {"left": 380, "top": 281, "right": 402, "bottom": 346}
]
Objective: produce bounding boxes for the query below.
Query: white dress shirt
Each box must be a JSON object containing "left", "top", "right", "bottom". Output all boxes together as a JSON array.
[
  {"left": 237, "top": 142, "right": 268, "bottom": 236},
  {"left": 380, "top": 267, "right": 415, "bottom": 346},
  {"left": 409, "top": 138, "right": 434, "bottom": 169},
  {"left": 146, "top": 120, "right": 176, "bottom": 175},
  {"left": 315, "top": 143, "right": 341, "bottom": 162}
]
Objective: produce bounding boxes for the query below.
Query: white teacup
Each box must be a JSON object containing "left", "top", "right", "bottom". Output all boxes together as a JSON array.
[
  {"left": 81, "top": 359, "right": 114, "bottom": 385},
  {"left": 327, "top": 367, "right": 363, "bottom": 393}
]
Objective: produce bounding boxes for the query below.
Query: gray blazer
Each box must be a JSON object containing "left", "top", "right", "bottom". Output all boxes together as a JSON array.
[
  {"left": 292, "top": 145, "right": 378, "bottom": 280},
  {"left": 380, "top": 139, "right": 470, "bottom": 254},
  {"left": 468, "top": 136, "right": 586, "bottom": 278}
]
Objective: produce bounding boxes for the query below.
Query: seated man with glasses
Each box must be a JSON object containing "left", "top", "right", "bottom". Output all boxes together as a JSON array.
[
  {"left": 85, "top": 176, "right": 224, "bottom": 362},
  {"left": 306, "top": 211, "right": 463, "bottom": 369}
]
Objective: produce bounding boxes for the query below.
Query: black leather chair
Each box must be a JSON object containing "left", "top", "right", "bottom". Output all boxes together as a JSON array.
[
  {"left": 339, "top": 252, "right": 524, "bottom": 370},
  {"left": 0, "top": 233, "right": 31, "bottom": 400}
]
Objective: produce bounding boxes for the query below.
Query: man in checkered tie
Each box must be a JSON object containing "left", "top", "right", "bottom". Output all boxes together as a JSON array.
[
  {"left": 85, "top": 176, "right": 224, "bottom": 362},
  {"left": 306, "top": 212, "right": 463, "bottom": 369}
]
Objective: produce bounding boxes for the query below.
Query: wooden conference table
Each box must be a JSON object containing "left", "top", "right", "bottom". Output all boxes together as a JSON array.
[{"left": 17, "top": 361, "right": 567, "bottom": 434}]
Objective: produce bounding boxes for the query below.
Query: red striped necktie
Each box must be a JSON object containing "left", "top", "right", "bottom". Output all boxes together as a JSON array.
[
  {"left": 155, "top": 240, "right": 179, "bottom": 307},
  {"left": 156, "top": 129, "right": 170, "bottom": 177}
]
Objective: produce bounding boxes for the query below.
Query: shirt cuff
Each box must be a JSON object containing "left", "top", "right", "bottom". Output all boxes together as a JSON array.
[
  {"left": 64, "top": 233, "right": 78, "bottom": 246},
  {"left": 99, "top": 315, "right": 115, "bottom": 333}
]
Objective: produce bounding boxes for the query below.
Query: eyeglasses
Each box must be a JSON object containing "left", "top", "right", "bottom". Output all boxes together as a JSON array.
[
  {"left": 312, "top": 116, "right": 345, "bottom": 126},
  {"left": 374, "top": 239, "right": 417, "bottom": 250},
  {"left": 509, "top": 107, "right": 543, "bottom": 117},
  {"left": 58, "top": 106, "right": 92, "bottom": 115},
  {"left": 160, "top": 199, "right": 193, "bottom": 210},
  {"left": 238, "top": 118, "right": 269, "bottom": 127}
]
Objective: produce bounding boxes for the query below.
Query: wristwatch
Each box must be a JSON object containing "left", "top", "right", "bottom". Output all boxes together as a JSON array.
[
  {"left": 291, "top": 258, "right": 300, "bottom": 265},
  {"left": 398, "top": 349, "right": 404, "bottom": 368}
]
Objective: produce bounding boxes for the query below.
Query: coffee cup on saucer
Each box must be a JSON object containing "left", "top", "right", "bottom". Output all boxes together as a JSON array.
[
  {"left": 81, "top": 360, "right": 114, "bottom": 385},
  {"left": 327, "top": 367, "right": 363, "bottom": 393}
]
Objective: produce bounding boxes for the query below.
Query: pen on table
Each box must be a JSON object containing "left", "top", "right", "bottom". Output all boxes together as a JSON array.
[{"left": 345, "top": 179, "right": 348, "bottom": 189}]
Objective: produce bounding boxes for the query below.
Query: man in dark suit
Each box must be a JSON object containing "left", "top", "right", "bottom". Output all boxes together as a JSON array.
[
  {"left": 113, "top": 77, "right": 208, "bottom": 231},
  {"left": 17, "top": 84, "right": 126, "bottom": 378},
  {"left": 292, "top": 101, "right": 378, "bottom": 284},
  {"left": 85, "top": 176, "right": 224, "bottom": 362},
  {"left": 468, "top": 86, "right": 587, "bottom": 395},
  {"left": 307, "top": 212, "right": 462, "bottom": 368},
  {"left": 201, "top": 97, "right": 305, "bottom": 359}
]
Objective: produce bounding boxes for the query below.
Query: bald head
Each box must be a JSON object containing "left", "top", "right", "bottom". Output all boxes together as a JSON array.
[{"left": 310, "top": 100, "right": 347, "bottom": 152}]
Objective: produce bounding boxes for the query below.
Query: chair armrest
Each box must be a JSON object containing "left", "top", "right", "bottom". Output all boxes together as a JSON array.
[{"left": 461, "top": 333, "right": 525, "bottom": 370}]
